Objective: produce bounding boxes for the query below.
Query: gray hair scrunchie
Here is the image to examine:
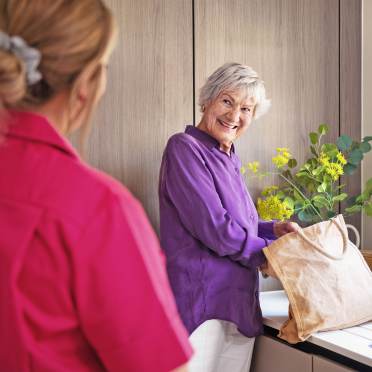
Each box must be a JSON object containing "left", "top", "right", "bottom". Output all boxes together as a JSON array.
[{"left": 0, "top": 30, "right": 42, "bottom": 85}]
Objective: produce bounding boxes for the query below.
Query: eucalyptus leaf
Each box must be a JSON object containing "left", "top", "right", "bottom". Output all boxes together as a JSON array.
[
  {"left": 359, "top": 141, "right": 372, "bottom": 153},
  {"left": 299, "top": 209, "right": 316, "bottom": 222},
  {"left": 343, "top": 163, "right": 357, "bottom": 175},
  {"left": 363, "top": 136, "right": 372, "bottom": 142},
  {"left": 348, "top": 149, "right": 363, "bottom": 165},
  {"left": 336, "top": 135, "right": 352, "bottom": 151},
  {"left": 294, "top": 200, "right": 304, "bottom": 209}
]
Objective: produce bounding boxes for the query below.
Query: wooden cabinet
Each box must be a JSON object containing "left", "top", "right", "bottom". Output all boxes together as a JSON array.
[
  {"left": 251, "top": 335, "right": 312, "bottom": 372},
  {"left": 313, "top": 355, "right": 354, "bottom": 372},
  {"left": 251, "top": 335, "right": 358, "bottom": 372}
]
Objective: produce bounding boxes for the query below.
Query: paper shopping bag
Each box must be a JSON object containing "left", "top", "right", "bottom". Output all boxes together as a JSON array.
[{"left": 263, "top": 214, "right": 372, "bottom": 343}]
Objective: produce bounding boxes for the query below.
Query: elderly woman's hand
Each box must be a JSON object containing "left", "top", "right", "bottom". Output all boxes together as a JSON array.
[
  {"left": 259, "top": 261, "right": 278, "bottom": 279},
  {"left": 273, "top": 221, "right": 299, "bottom": 238}
]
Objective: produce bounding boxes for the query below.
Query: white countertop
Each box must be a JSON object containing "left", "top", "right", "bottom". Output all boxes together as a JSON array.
[{"left": 260, "top": 290, "right": 372, "bottom": 367}]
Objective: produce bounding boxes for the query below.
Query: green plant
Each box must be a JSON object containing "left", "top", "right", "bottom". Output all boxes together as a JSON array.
[{"left": 241, "top": 124, "right": 372, "bottom": 223}]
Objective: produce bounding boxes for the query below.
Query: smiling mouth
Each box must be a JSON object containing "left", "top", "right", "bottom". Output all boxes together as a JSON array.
[{"left": 217, "top": 119, "right": 238, "bottom": 130}]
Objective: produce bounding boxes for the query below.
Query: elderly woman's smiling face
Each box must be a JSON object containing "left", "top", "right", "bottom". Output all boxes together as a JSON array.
[{"left": 198, "top": 89, "right": 256, "bottom": 154}]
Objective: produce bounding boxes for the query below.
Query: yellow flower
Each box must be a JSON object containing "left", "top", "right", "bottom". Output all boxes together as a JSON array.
[
  {"left": 272, "top": 154, "right": 289, "bottom": 168},
  {"left": 247, "top": 161, "right": 260, "bottom": 173},
  {"left": 257, "top": 195, "right": 294, "bottom": 221},
  {"left": 276, "top": 147, "right": 290, "bottom": 153},
  {"left": 336, "top": 151, "right": 347, "bottom": 165},
  {"left": 325, "top": 162, "right": 344, "bottom": 181},
  {"left": 319, "top": 152, "right": 330, "bottom": 166},
  {"left": 272, "top": 147, "right": 292, "bottom": 168}
]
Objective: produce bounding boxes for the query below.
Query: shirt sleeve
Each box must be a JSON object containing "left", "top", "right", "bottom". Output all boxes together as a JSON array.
[
  {"left": 258, "top": 220, "right": 277, "bottom": 241},
  {"left": 71, "top": 189, "right": 192, "bottom": 372},
  {"left": 162, "top": 136, "right": 267, "bottom": 268}
]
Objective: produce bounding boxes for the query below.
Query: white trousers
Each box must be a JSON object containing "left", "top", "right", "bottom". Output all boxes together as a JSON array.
[{"left": 188, "top": 319, "right": 255, "bottom": 372}]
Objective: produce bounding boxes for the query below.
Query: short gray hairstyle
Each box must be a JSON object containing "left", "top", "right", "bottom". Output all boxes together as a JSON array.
[{"left": 198, "top": 62, "right": 271, "bottom": 119}]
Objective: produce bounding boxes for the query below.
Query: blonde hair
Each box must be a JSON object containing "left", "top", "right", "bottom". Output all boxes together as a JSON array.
[
  {"left": 199, "top": 62, "right": 271, "bottom": 120},
  {"left": 0, "top": 0, "right": 116, "bottom": 135}
]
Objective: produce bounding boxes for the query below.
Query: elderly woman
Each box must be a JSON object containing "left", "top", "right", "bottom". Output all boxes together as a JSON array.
[{"left": 159, "top": 62, "right": 297, "bottom": 372}]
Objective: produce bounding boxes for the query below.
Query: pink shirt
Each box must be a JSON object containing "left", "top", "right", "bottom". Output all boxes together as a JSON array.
[{"left": 0, "top": 111, "right": 192, "bottom": 371}]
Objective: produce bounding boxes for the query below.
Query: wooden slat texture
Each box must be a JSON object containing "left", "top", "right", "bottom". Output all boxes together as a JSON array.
[
  {"left": 362, "top": 0, "right": 372, "bottom": 248},
  {"left": 195, "top": 0, "right": 339, "bottom": 197},
  {"left": 251, "top": 335, "right": 313, "bottom": 372},
  {"left": 340, "top": 0, "right": 362, "bottom": 232},
  {"left": 77, "top": 0, "right": 193, "bottom": 231}
]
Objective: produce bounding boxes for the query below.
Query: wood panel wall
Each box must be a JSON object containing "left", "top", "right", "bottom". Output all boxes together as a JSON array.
[
  {"left": 195, "top": 0, "right": 339, "bottom": 202},
  {"left": 83, "top": 0, "right": 193, "bottom": 229},
  {"left": 340, "top": 0, "right": 362, "bottom": 233},
  {"left": 79, "top": 0, "right": 361, "bottom": 287}
]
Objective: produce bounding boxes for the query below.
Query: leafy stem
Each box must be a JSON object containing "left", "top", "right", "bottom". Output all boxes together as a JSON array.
[{"left": 279, "top": 173, "right": 323, "bottom": 220}]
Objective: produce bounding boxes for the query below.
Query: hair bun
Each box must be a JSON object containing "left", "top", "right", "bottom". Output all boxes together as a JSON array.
[{"left": 0, "top": 49, "right": 27, "bottom": 107}]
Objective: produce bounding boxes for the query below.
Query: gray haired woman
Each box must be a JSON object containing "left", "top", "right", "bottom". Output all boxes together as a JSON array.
[{"left": 159, "top": 62, "right": 297, "bottom": 371}]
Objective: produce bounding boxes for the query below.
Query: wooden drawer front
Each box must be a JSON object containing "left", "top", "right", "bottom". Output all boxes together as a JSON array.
[
  {"left": 313, "top": 355, "right": 355, "bottom": 372},
  {"left": 251, "top": 335, "right": 312, "bottom": 372}
]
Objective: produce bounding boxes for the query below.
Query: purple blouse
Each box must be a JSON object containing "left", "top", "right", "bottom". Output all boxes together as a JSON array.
[{"left": 159, "top": 125, "right": 276, "bottom": 337}]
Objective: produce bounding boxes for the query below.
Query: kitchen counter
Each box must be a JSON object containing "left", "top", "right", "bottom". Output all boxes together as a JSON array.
[{"left": 260, "top": 290, "right": 372, "bottom": 368}]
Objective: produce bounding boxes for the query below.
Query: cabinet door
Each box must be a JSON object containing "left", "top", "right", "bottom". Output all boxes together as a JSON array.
[
  {"left": 251, "top": 335, "right": 312, "bottom": 372},
  {"left": 313, "top": 355, "right": 355, "bottom": 372},
  {"left": 81, "top": 0, "right": 193, "bottom": 231}
]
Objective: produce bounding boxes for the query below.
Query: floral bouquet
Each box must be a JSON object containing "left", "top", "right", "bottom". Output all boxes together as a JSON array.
[{"left": 242, "top": 124, "right": 372, "bottom": 223}]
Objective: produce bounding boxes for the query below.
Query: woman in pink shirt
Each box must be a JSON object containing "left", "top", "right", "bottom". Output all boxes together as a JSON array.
[{"left": 0, "top": 1, "right": 192, "bottom": 371}]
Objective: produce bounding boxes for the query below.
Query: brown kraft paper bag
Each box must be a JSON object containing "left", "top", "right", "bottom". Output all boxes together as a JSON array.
[{"left": 263, "top": 214, "right": 372, "bottom": 343}]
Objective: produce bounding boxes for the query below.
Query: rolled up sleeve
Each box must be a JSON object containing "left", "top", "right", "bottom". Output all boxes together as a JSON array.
[{"left": 258, "top": 220, "right": 276, "bottom": 241}]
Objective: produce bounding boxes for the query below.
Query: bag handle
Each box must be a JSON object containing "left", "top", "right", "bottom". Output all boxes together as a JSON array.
[{"left": 294, "top": 217, "right": 348, "bottom": 261}]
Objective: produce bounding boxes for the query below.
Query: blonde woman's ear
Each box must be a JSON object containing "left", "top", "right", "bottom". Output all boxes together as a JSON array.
[{"left": 66, "top": 63, "right": 104, "bottom": 133}]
